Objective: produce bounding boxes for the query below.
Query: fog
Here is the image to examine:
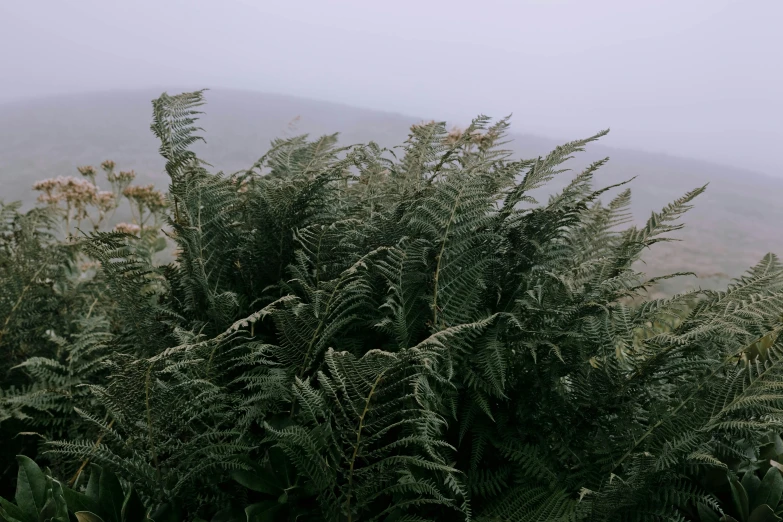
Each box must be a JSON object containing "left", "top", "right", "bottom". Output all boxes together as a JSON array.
[{"left": 0, "top": 0, "right": 780, "bottom": 176}]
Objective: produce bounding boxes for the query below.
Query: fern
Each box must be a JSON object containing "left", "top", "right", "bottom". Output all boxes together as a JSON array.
[{"left": 3, "top": 90, "right": 783, "bottom": 522}]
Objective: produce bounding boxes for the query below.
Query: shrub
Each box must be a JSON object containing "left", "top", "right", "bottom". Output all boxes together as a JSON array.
[{"left": 3, "top": 90, "right": 783, "bottom": 521}]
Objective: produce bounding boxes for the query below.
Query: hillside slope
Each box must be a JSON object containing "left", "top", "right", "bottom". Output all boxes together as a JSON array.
[{"left": 1, "top": 89, "right": 780, "bottom": 294}]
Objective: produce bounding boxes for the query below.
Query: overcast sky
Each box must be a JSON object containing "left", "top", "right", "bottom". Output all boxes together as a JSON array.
[{"left": 1, "top": 0, "right": 780, "bottom": 176}]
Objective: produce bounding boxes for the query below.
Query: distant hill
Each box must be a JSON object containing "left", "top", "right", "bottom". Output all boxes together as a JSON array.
[{"left": 1, "top": 89, "right": 781, "bottom": 296}]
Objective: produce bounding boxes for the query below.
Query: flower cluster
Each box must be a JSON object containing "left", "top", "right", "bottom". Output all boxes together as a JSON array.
[
  {"left": 33, "top": 176, "right": 99, "bottom": 208},
  {"left": 108, "top": 169, "right": 136, "bottom": 185},
  {"left": 410, "top": 120, "right": 436, "bottom": 132},
  {"left": 470, "top": 129, "right": 499, "bottom": 150},
  {"left": 444, "top": 127, "right": 464, "bottom": 146},
  {"left": 95, "top": 190, "right": 116, "bottom": 213},
  {"left": 228, "top": 174, "right": 250, "bottom": 194},
  {"left": 77, "top": 165, "right": 97, "bottom": 181},
  {"left": 123, "top": 184, "right": 167, "bottom": 214},
  {"left": 33, "top": 176, "right": 118, "bottom": 211},
  {"left": 442, "top": 126, "right": 498, "bottom": 149},
  {"left": 33, "top": 175, "right": 118, "bottom": 233},
  {"left": 79, "top": 162, "right": 137, "bottom": 194},
  {"left": 114, "top": 222, "right": 141, "bottom": 235}
]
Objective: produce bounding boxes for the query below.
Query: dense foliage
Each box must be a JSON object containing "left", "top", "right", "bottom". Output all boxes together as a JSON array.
[{"left": 3, "top": 90, "right": 783, "bottom": 521}]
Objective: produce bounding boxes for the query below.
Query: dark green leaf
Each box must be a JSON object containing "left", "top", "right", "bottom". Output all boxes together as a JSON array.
[
  {"left": 698, "top": 502, "right": 721, "bottom": 522},
  {"left": 49, "top": 479, "right": 69, "bottom": 522},
  {"left": 15, "top": 456, "right": 47, "bottom": 522},
  {"left": 85, "top": 467, "right": 102, "bottom": 504},
  {"left": 148, "top": 502, "right": 180, "bottom": 522},
  {"left": 748, "top": 504, "right": 782, "bottom": 522},
  {"left": 61, "top": 487, "right": 100, "bottom": 516},
  {"left": 730, "top": 476, "right": 750, "bottom": 522},
  {"left": 267, "top": 447, "right": 296, "bottom": 489},
  {"left": 229, "top": 469, "right": 280, "bottom": 497},
  {"left": 37, "top": 498, "right": 56, "bottom": 522},
  {"left": 209, "top": 507, "right": 244, "bottom": 522},
  {"left": 244, "top": 502, "right": 283, "bottom": 522},
  {"left": 98, "top": 469, "right": 124, "bottom": 522},
  {"left": 120, "top": 487, "right": 145, "bottom": 522},
  {"left": 756, "top": 467, "right": 783, "bottom": 511},
  {"left": 0, "top": 497, "right": 28, "bottom": 522},
  {"left": 74, "top": 512, "right": 105, "bottom": 522},
  {"left": 744, "top": 472, "right": 763, "bottom": 510}
]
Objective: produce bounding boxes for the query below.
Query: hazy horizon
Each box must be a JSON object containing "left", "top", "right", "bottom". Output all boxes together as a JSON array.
[
  {"left": 1, "top": 0, "right": 780, "bottom": 178},
  {"left": 1, "top": 85, "right": 780, "bottom": 183}
]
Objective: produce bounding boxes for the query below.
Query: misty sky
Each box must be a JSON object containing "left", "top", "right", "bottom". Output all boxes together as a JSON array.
[{"left": 1, "top": 0, "right": 780, "bottom": 176}]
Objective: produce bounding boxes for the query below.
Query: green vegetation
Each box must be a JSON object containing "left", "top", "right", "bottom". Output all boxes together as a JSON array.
[
  {"left": 2, "top": 90, "right": 783, "bottom": 521},
  {"left": 2, "top": 89, "right": 781, "bottom": 296}
]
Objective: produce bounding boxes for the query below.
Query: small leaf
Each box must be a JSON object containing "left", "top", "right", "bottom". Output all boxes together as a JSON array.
[
  {"left": 85, "top": 467, "right": 102, "bottom": 503},
  {"left": 210, "top": 507, "right": 244, "bottom": 522},
  {"left": 244, "top": 502, "right": 283, "bottom": 522},
  {"left": 697, "top": 502, "right": 721, "bottom": 522},
  {"left": 148, "top": 502, "right": 180, "bottom": 522},
  {"left": 37, "top": 498, "right": 56, "bottom": 522},
  {"left": 61, "top": 488, "right": 100, "bottom": 516},
  {"left": 771, "top": 434, "right": 783, "bottom": 456},
  {"left": 75, "top": 512, "right": 105, "bottom": 522},
  {"left": 762, "top": 444, "right": 779, "bottom": 465},
  {"left": 229, "top": 470, "right": 280, "bottom": 497},
  {"left": 49, "top": 480, "right": 69, "bottom": 522},
  {"left": 153, "top": 237, "right": 167, "bottom": 253}
]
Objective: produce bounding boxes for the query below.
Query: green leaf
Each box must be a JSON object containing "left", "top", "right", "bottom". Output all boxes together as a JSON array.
[
  {"left": 120, "top": 487, "right": 145, "bottom": 522},
  {"left": 61, "top": 488, "right": 100, "bottom": 517},
  {"left": 755, "top": 466, "right": 783, "bottom": 511},
  {"left": 37, "top": 499, "right": 56, "bottom": 522},
  {"left": 209, "top": 507, "right": 244, "bottom": 522},
  {"left": 49, "top": 479, "right": 69, "bottom": 522},
  {"left": 244, "top": 502, "right": 283, "bottom": 522},
  {"left": 268, "top": 447, "right": 296, "bottom": 489},
  {"left": 762, "top": 443, "right": 779, "bottom": 460},
  {"left": 98, "top": 469, "right": 124, "bottom": 522},
  {"left": 74, "top": 512, "right": 105, "bottom": 522},
  {"left": 730, "top": 476, "right": 750, "bottom": 522},
  {"left": 0, "top": 497, "right": 28, "bottom": 522},
  {"left": 152, "top": 237, "right": 167, "bottom": 253},
  {"left": 748, "top": 504, "right": 782, "bottom": 522},
  {"left": 148, "top": 502, "right": 180, "bottom": 522},
  {"left": 698, "top": 502, "right": 721, "bottom": 522},
  {"left": 15, "top": 456, "right": 48, "bottom": 522},
  {"left": 229, "top": 469, "right": 280, "bottom": 497},
  {"left": 744, "top": 472, "right": 763, "bottom": 509},
  {"left": 85, "top": 467, "right": 102, "bottom": 504},
  {"left": 771, "top": 434, "right": 783, "bottom": 456}
]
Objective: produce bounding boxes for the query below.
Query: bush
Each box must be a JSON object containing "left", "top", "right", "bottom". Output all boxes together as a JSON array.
[{"left": 3, "top": 90, "right": 783, "bottom": 521}]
